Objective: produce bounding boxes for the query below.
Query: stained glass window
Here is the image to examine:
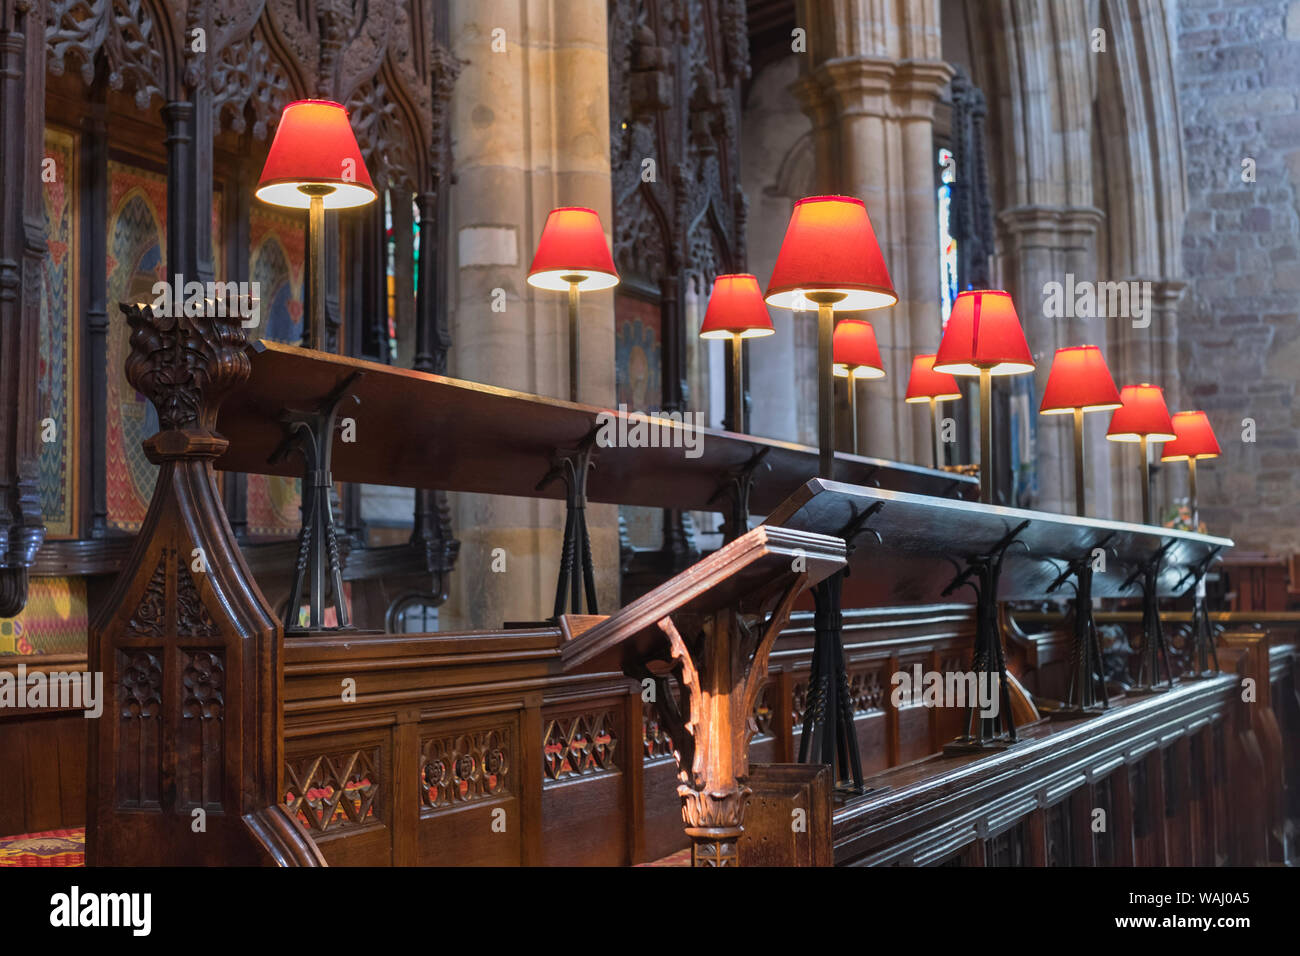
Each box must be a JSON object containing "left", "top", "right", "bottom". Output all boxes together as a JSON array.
[{"left": 937, "top": 147, "right": 958, "bottom": 328}]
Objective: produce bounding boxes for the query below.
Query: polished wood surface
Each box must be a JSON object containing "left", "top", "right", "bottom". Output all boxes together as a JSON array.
[
  {"left": 214, "top": 341, "right": 976, "bottom": 512},
  {"left": 823, "top": 640, "right": 1294, "bottom": 866},
  {"left": 768, "top": 478, "right": 1234, "bottom": 605}
]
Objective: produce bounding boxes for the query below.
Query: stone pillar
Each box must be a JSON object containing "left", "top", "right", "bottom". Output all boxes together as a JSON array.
[
  {"left": 1108, "top": 278, "right": 1186, "bottom": 524},
  {"left": 444, "top": 0, "right": 617, "bottom": 628},
  {"left": 790, "top": 0, "right": 952, "bottom": 465},
  {"left": 996, "top": 205, "right": 1106, "bottom": 516}
]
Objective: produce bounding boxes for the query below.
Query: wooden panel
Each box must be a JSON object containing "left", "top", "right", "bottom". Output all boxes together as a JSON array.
[
  {"left": 738, "top": 764, "right": 833, "bottom": 866},
  {"left": 416, "top": 712, "right": 522, "bottom": 867},
  {"left": 283, "top": 729, "right": 392, "bottom": 867},
  {"left": 641, "top": 757, "right": 689, "bottom": 862},
  {"left": 540, "top": 703, "right": 628, "bottom": 866}
]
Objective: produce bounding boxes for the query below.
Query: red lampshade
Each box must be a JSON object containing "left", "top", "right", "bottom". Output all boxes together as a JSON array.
[
  {"left": 255, "top": 100, "right": 377, "bottom": 209},
  {"left": 764, "top": 196, "right": 897, "bottom": 311},
  {"left": 1161, "top": 411, "right": 1221, "bottom": 461},
  {"left": 1106, "top": 384, "right": 1177, "bottom": 442},
  {"left": 932, "top": 290, "right": 1035, "bottom": 376},
  {"left": 832, "top": 319, "right": 885, "bottom": 379},
  {"left": 1039, "top": 345, "right": 1122, "bottom": 415},
  {"left": 526, "top": 207, "right": 619, "bottom": 292},
  {"left": 904, "top": 354, "right": 962, "bottom": 403},
  {"left": 699, "top": 274, "right": 775, "bottom": 339}
]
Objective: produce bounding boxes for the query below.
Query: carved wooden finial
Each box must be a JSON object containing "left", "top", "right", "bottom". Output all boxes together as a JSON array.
[{"left": 121, "top": 301, "right": 251, "bottom": 450}]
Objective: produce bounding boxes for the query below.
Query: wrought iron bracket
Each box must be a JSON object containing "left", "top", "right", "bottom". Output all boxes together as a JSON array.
[
  {"left": 1046, "top": 532, "right": 1116, "bottom": 718},
  {"left": 941, "top": 520, "right": 1030, "bottom": 751},
  {"left": 1177, "top": 545, "right": 1224, "bottom": 679},
  {"left": 797, "top": 500, "right": 886, "bottom": 795},
  {"left": 537, "top": 431, "right": 600, "bottom": 618},
  {"left": 1121, "top": 541, "right": 1177, "bottom": 692},
  {"left": 270, "top": 371, "right": 363, "bottom": 632},
  {"left": 707, "top": 446, "right": 771, "bottom": 544}
]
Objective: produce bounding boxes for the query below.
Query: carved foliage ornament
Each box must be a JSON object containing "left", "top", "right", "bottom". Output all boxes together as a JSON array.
[
  {"left": 46, "top": 0, "right": 166, "bottom": 107},
  {"left": 121, "top": 302, "right": 250, "bottom": 435}
]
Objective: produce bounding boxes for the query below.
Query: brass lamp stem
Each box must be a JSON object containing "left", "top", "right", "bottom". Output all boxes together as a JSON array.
[
  {"left": 929, "top": 397, "right": 940, "bottom": 469},
  {"left": 730, "top": 332, "right": 744, "bottom": 433},
  {"left": 808, "top": 293, "right": 846, "bottom": 478},
  {"left": 564, "top": 276, "right": 584, "bottom": 403},
  {"left": 308, "top": 192, "right": 326, "bottom": 351},
  {"left": 1188, "top": 458, "right": 1199, "bottom": 530},
  {"left": 846, "top": 366, "right": 859, "bottom": 455},
  {"left": 1073, "top": 407, "right": 1086, "bottom": 517},
  {"left": 979, "top": 366, "right": 992, "bottom": 504},
  {"left": 1139, "top": 434, "right": 1152, "bottom": 525}
]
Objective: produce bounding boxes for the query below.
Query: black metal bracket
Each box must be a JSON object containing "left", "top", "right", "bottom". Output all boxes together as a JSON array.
[
  {"left": 708, "top": 446, "right": 771, "bottom": 544},
  {"left": 1176, "top": 545, "right": 1224, "bottom": 678},
  {"left": 941, "top": 520, "right": 1031, "bottom": 751},
  {"left": 797, "top": 501, "right": 886, "bottom": 795},
  {"left": 1046, "top": 532, "right": 1116, "bottom": 717},
  {"left": 271, "top": 371, "right": 363, "bottom": 632},
  {"left": 537, "top": 430, "right": 599, "bottom": 619},
  {"left": 1121, "top": 541, "right": 1177, "bottom": 692}
]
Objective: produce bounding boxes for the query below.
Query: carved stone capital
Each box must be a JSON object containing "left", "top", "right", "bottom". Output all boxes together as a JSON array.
[{"left": 996, "top": 204, "right": 1106, "bottom": 252}]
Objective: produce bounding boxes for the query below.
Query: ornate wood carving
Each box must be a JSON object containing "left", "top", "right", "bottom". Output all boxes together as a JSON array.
[
  {"left": 419, "top": 728, "right": 511, "bottom": 809},
  {"left": 609, "top": 0, "right": 747, "bottom": 407},
  {"left": 652, "top": 581, "right": 802, "bottom": 866},
  {"left": 561, "top": 526, "right": 847, "bottom": 866},
  {"left": 284, "top": 748, "right": 380, "bottom": 832},
  {"left": 127, "top": 554, "right": 167, "bottom": 635},
  {"left": 542, "top": 711, "right": 619, "bottom": 782},
  {"left": 87, "top": 301, "right": 320, "bottom": 864},
  {"left": 0, "top": 0, "right": 49, "bottom": 614}
]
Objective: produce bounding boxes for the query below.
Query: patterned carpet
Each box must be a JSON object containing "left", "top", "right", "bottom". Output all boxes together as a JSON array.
[
  {"left": 0, "top": 827, "right": 686, "bottom": 867},
  {"left": 637, "top": 848, "right": 691, "bottom": 866},
  {"left": 0, "top": 828, "right": 84, "bottom": 867}
]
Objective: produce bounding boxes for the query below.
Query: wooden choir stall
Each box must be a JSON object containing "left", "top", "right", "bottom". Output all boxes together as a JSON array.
[{"left": 84, "top": 305, "right": 1299, "bottom": 867}]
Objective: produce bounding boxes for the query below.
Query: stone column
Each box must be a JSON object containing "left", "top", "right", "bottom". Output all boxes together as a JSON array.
[
  {"left": 444, "top": 0, "right": 618, "bottom": 628},
  {"left": 1108, "top": 278, "right": 1186, "bottom": 524},
  {"left": 997, "top": 205, "right": 1105, "bottom": 516},
  {"left": 790, "top": 0, "right": 952, "bottom": 465}
]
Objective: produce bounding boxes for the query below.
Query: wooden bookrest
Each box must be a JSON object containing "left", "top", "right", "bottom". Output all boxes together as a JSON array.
[{"left": 561, "top": 524, "right": 846, "bottom": 866}]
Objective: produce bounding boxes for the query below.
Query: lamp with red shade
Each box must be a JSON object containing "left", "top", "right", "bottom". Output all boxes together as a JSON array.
[
  {"left": 255, "top": 100, "right": 378, "bottom": 633},
  {"left": 526, "top": 207, "right": 620, "bottom": 403},
  {"left": 905, "top": 353, "right": 962, "bottom": 469},
  {"left": 1162, "top": 410, "right": 1222, "bottom": 676},
  {"left": 831, "top": 318, "right": 885, "bottom": 454},
  {"left": 700, "top": 274, "right": 774, "bottom": 433},
  {"left": 1106, "top": 383, "right": 1176, "bottom": 525},
  {"left": 1039, "top": 345, "right": 1122, "bottom": 516},
  {"left": 1160, "top": 410, "right": 1221, "bottom": 531},
  {"left": 765, "top": 196, "right": 897, "bottom": 477},
  {"left": 933, "top": 290, "right": 1035, "bottom": 503},
  {"left": 256, "top": 100, "right": 377, "bottom": 351}
]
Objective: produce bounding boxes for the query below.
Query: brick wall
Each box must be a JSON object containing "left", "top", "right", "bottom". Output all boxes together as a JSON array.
[{"left": 1176, "top": 0, "right": 1300, "bottom": 551}]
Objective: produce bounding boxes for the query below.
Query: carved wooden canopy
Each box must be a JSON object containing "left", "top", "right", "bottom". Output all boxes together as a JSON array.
[{"left": 44, "top": 0, "right": 459, "bottom": 192}]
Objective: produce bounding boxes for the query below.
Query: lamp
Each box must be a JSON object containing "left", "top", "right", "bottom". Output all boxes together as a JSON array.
[
  {"left": 905, "top": 353, "right": 962, "bottom": 469},
  {"left": 933, "top": 290, "right": 1035, "bottom": 503},
  {"left": 831, "top": 318, "right": 885, "bottom": 454},
  {"left": 256, "top": 100, "right": 377, "bottom": 350},
  {"left": 765, "top": 196, "right": 897, "bottom": 476},
  {"left": 700, "top": 274, "right": 774, "bottom": 433},
  {"left": 527, "top": 207, "right": 619, "bottom": 403},
  {"left": 1106, "top": 384, "right": 1176, "bottom": 525},
  {"left": 1039, "top": 345, "right": 1122, "bottom": 516},
  {"left": 1161, "top": 410, "right": 1221, "bottom": 530}
]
